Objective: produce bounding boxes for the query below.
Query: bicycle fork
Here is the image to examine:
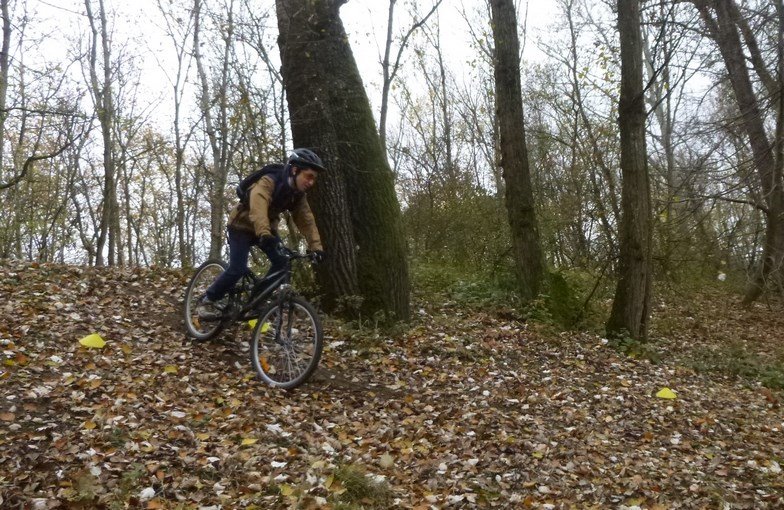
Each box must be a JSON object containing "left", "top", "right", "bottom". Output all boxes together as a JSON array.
[{"left": 272, "top": 285, "right": 295, "bottom": 345}]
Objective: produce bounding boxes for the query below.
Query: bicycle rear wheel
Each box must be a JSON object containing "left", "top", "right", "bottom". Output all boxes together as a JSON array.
[
  {"left": 184, "top": 259, "right": 227, "bottom": 342},
  {"left": 250, "top": 295, "right": 323, "bottom": 389}
]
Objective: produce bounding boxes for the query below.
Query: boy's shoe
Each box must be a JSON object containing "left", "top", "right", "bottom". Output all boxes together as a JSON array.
[{"left": 196, "top": 296, "right": 223, "bottom": 321}]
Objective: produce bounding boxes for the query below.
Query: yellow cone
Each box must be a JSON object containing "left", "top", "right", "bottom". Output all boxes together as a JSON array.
[
  {"left": 656, "top": 387, "right": 677, "bottom": 399},
  {"left": 79, "top": 334, "right": 106, "bottom": 349},
  {"left": 248, "top": 320, "right": 271, "bottom": 332}
]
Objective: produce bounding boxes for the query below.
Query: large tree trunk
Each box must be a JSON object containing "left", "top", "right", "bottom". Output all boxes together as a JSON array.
[
  {"left": 489, "top": 0, "right": 545, "bottom": 303},
  {"left": 691, "top": 0, "right": 784, "bottom": 302},
  {"left": 606, "top": 0, "right": 653, "bottom": 341},
  {"left": 276, "top": 0, "right": 410, "bottom": 321}
]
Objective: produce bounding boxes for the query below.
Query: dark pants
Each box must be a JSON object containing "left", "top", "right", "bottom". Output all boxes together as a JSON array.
[{"left": 205, "top": 228, "right": 287, "bottom": 301}]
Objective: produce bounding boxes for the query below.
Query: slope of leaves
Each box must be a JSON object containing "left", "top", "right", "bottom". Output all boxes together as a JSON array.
[{"left": 1, "top": 261, "right": 782, "bottom": 509}]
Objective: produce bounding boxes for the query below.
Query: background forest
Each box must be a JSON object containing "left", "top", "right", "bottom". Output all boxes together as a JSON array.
[
  {"left": 0, "top": 0, "right": 782, "bottom": 334},
  {"left": 3, "top": 1, "right": 784, "bottom": 508}
]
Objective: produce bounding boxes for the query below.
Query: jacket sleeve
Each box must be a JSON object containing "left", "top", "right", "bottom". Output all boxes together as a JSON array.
[
  {"left": 249, "top": 176, "right": 275, "bottom": 238},
  {"left": 292, "top": 196, "right": 323, "bottom": 251}
]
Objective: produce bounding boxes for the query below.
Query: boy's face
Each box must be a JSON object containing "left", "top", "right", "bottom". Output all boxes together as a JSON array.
[{"left": 294, "top": 167, "right": 318, "bottom": 192}]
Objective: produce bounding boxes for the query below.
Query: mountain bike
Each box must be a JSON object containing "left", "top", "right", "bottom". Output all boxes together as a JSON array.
[{"left": 183, "top": 246, "right": 323, "bottom": 389}]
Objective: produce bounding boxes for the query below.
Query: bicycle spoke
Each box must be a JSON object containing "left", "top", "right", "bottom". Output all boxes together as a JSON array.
[
  {"left": 283, "top": 343, "right": 304, "bottom": 380},
  {"left": 184, "top": 261, "right": 226, "bottom": 341},
  {"left": 251, "top": 297, "right": 322, "bottom": 389}
]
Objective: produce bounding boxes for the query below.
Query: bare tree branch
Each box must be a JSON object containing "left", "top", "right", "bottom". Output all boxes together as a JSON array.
[{"left": 0, "top": 136, "right": 77, "bottom": 190}]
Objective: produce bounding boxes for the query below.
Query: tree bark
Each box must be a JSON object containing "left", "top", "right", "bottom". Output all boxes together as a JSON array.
[
  {"left": 276, "top": 0, "right": 410, "bottom": 321},
  {"left": 489, "top": 0, "right": 545, "bottom": 303},
  {"left": 606, "top": 0, "right": 653, "bottom": 341}
]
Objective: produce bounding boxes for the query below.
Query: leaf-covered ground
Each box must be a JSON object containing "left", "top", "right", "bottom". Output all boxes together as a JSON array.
[{"left": 1, "top": 261, "right": 783, "bottom": 509}]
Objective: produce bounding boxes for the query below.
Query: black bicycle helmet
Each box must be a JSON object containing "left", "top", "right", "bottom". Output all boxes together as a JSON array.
[{"left": 288, "top": 148, "right": 326, "bottom": 172}]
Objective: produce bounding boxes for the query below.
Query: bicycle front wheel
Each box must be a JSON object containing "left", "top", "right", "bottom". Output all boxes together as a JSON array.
[
  {"left": 250, "top": 295, "right": 323, "bottom": 389},
  {"left": 183, "top": 259, "right": 226, "bottom": 342}
]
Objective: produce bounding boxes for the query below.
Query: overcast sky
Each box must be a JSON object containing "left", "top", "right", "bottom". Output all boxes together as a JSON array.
[{"left": 23, "top": 0, "right": 561, "bottom": 127}]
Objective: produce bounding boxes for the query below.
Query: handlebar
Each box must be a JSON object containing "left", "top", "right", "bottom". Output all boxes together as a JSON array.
[
  {"left": 256, "top": 238, "right": 323, "bottom": 264},
  {"left": 281, "top": 246, "right": 322, "bottom": 264}
]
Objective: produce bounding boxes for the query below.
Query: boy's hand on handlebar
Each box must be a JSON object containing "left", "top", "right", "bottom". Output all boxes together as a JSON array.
[
  {"left": 259, "top": 235, "right": 280, "bottom": 252},
  {"left": 308, "top": 250, "right": 326, "bottom": 263}
]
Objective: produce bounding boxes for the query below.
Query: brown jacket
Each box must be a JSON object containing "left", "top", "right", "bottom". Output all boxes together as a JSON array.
[{"left": 228, "top": 175, "right": 323, "bottom": 251}]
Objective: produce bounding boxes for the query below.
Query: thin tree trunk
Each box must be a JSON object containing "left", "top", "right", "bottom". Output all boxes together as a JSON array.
[
  {"left": 642, "top": 2, "right": 676, "bottom": 274},
  {"left": 101, "top": 0, "right": 122, "bottom": 266},
  {"left": 0, "top": 0, "right": 10, "bottom": 176},
  {"left": 489, "top": 0, "right": 545, "bottom": 303},
  {"left": 691, "top": 0, "right": 784, "bottom": 302},
  {"left": 380, "top": 0, "right": 396, "bottom": 153},
  {"left": 159, "top": 0, "right": 195, "bottom": 267},
  {"left": 85, "top": 0, "right": 118, "bottom": 266},
  {"left": 564, "top": 1, "right": 618, "bottom": 254},
  {"left": 193, "top": 0, "right": 231, "bottom": 260},
  {"left": 606, "top": 0, "right": 653, "bottom": 341},
  {"left": 379, "top": 0, "right": 442, "bottom": 152}
]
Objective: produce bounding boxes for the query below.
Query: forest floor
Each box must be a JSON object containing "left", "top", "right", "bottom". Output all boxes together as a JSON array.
[{"left": 1, "top": 261, "right": 783, "bottom": 509}]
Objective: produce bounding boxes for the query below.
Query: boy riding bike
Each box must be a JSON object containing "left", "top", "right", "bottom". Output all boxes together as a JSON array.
[{"left": 197, "top": 148, "right": 326, "bottom": 320}]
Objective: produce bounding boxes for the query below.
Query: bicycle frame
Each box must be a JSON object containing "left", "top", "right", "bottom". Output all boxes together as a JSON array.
[
  {"left": 232, "top": 249, "right": 311, "bottom": 322},
  {"left": 233, "top": 267, "right": 289, "bottom": 321}
]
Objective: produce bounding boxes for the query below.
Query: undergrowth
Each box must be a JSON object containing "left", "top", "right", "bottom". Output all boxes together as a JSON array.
[
  {"left": 689, "top": 343, "right": 784, "bottom": 390},
  {"left": 410, "top": 262, "right": 611, "bottom": 331},
  {"left": 332, "top": 464, "right": 394, "bottom": 509}
]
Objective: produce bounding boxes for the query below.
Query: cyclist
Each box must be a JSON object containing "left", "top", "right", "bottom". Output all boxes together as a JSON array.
[{"left": 197, "top": 148, "right": 326, "bottom": 320}]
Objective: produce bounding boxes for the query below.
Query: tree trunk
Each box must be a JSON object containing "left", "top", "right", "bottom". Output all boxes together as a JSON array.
[
  {"left": 85, "top": 0, "right": 119, "bottom": 266},
  {"left": 606, "top": 0, "right": 653, "bottom": 341},
  {"left": 193, "top": 0, "right": 232, "bottom": 260},
  {"left": 276, "top": 0, "right": 410, "bottom": 321},
  {"left": 691, "top": 0, "right": 784, "bottom": 302},
  {"left": 489, "top": 0, "right": 545, "bottom": 303},
  {"left": 0, "top": 0, "right": 10, "bottom": 176},
  {"left": 642, "top": 3, "right": 677, "bottom": 275},
  {"left": 379, "top": 1, "right": 442, "bottom": 152}
]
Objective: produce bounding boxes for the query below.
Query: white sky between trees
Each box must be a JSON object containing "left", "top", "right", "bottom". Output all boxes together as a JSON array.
[{"left": 25, "top": 0, "right": 558, "bottom": 135}]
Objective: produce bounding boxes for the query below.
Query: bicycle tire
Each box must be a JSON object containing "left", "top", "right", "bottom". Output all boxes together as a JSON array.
[
  {"left": 183, "top": 259, "right": 227, "bottom": 342},
  {"left": 250, "top": 295, "right": 323, "bottom": 389}
]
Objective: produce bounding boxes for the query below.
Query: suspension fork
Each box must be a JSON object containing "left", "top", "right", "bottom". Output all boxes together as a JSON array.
[{"left": 273, "top": 284, "right": 294, "bottom": 343}]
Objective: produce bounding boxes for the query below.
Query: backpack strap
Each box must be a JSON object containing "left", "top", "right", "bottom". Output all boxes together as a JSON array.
[{"left": 236, "top": 164, "right": 284, "bottom": 204}]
